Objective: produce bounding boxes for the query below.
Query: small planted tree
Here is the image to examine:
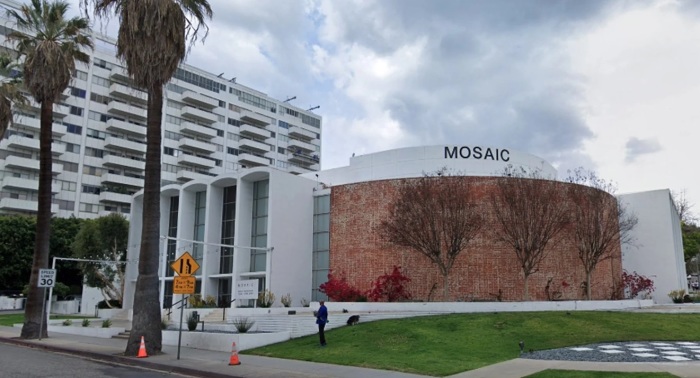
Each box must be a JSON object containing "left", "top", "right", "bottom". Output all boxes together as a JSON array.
[
  {"left": 491, "top": 167, "right": 570, "bottom": 300},
  {"left": 381, "top": 170, "right": 482, "bottom": 301},
  {"left": 565, "top": 168, "right": 638, "bottom": 299}
]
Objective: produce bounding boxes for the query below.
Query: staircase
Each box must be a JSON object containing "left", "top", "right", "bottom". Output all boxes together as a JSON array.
[{"left": 112, "top": 330, "right": 130, "bottom": 340}]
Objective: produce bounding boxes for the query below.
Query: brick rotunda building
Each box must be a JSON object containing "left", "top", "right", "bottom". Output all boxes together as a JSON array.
[{"left": 123, "top": 145, "right": 684, "bottom": 312}]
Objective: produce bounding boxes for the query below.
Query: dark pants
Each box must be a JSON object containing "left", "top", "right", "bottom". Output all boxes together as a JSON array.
[{"left": 318, "top": 323, "right": 326, "bottom": 345}]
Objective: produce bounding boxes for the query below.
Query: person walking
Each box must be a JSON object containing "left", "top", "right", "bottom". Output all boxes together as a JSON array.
[{"left": 316, "top": 300, "right": 328, "bottom": 347}]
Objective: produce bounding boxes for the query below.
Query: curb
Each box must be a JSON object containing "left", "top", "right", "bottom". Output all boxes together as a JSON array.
[{"left": 0, "top": 336, "right": 243, "bottom": 378}]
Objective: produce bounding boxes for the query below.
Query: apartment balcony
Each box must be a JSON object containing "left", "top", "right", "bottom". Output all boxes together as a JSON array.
[
  {"left": 240, "top": 124, "right": 271, "bottom": 139},
  {"left": 104, "top": 136, "right": 147, "bottom": 154},
  {"left": 178, "top": 138, "right": 214, "bottom": 154},
  {"left": 239, "top": 138, "right": 271, "bottom": 153},
  {"left": 27, "top": 101, "right": 69, "bottom": 118},
  {"left": 181, "top": 106, "right": 217, "bottom": 124},
  {"left": 238, "top": 153, "right": 269, "bottom": 167},
  {"left": 110, "top": 66, "right": 130, "bottom": 82},
  {"left": 107, "top": 101, "right": 147, "bottom": 120},
  {"left": 99, "top": 191, "right": 133, "bottom": 204},
  {"left": 288, "top": 126, "right": 316, "bottom": 141},
  {"left": 240, "top": 110, "right": 270, "bottom": 126},
  {"left": 109, "top": 83, "right": 147, "bottom": 104},
  {"left": 288, "top": 152, "right": 319, "bottom": 165},
  {"left": 103, "top": 154, "right": 145, "bottom": 171},
  {"left": 178, "top": 154, "right": 215, "bottom": 169},
  {"left": 13, "top": 116, "right": 40, "bottom": 131},
  {"left": 180, "top": 121, "right": 217, "bottom": 139},
  {"left": 176, "top": 169, "right": 214, "bottom": 182},
  {"left": 4, "top": 155, "right": 63, "bottom": 174},
  {"left": 288, "top": 165, "right": 313, "bottom": 175},
  {"left": 101, "top": 173, "right": 144, "bottom": 188},
  {"left": 105, "top": 118, "right": 147, "bottom": 137},
  {"left": 182, "top": 90, "right": 218, "bottom": 109},
  {"left": 288, "top": 138, "right": 317, "bottom": 153},
  {"left": 0, "top": 198, "right": 58, "bottom": 213},
  {"left": 1, "top": 177, "right": 61, "bottom": 193}
]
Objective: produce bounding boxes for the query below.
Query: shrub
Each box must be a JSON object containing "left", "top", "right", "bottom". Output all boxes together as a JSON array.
[
  {"left": 62, "top": 319, "right": 72, "bottom": 326},
  {"left": 161, "top": 317, "right": 169, "bottom": 330},
  {"left": 300, "top": 297, "right": 310, "bottom": 307},
  {"left": 232, "top": 316, "right": 255, "bottom": 333},
  {"left": 319, "top": 272, "right": 365, "bottom": 302},
  {"left": 187, "top": 313, "right": 198, "bottom": 331},
  {"left": 622, "top": 271, "right": 655, "bottom": 299},
  {"left": 281, "top": 293, "right": 292, "bottom": 307},
  {"left": 367, "top": 266, "right": 412, "bottom": 302},
  {"left": 668, "top": 289, "right": 686, "bottom": 303},
  {"left": 257, "top": 290, "right": 275, "bottom": 308},
  {"left": 81, "top": 319, "right": 90, "bottom": 327},
  {"left": 101, "top": 319, "right": 112, "bottom": 328},
  {"left": 96, "top": 299, "right": 122, "bottom": 309}
]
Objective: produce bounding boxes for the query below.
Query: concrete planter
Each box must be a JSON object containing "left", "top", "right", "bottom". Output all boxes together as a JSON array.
[
  {"left": 46, "top": 325, "right": 126, "bottom": 338},
  {"left": 162, "top": 329, "right": 290, "bottom": 352}
]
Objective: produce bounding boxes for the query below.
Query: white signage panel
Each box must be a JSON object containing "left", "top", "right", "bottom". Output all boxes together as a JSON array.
[{"left": 236, "top": 279, "right": 259, "bottom": 299}]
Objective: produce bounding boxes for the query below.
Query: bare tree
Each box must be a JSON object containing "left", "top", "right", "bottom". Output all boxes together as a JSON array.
[
  {"left": 672, "top": 189, "right": 696, "bottom": 225},
  {"left": 490, "top": 167, "right": 570, "bottom": 300},
  {"left": 380, "top": 170, "right": 483, "bottom": 301},
  {"left": 566, "top": 168, "right": 638, "bottom": 300}
]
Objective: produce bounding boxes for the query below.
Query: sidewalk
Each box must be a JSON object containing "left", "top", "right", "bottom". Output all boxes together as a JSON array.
[
  {"left": 0, "top": 325, "right": 428, "bottom": 378},
  {"left": 2, "top": 324, "right": 700, "bottom": 378}
]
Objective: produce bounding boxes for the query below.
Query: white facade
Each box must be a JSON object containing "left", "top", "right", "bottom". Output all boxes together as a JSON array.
[
  {"left": 304, "top": 145, "right": 557, "bottom": 186},
  {"left": 618, "top": 189, "right": 687, "bottom": 304},
  {"left": 0, "top": 0, "right": 322, "bottom": 219},
  {"left": 123, "top": 167, "right": 316, "bottom": 310}
]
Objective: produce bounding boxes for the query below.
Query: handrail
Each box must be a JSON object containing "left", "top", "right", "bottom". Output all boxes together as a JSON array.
[{"left": 165, "top": 295, "right": 189, "bottom": 320}]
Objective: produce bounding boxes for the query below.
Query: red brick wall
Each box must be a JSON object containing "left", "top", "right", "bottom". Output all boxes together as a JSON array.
[{"left": 329, "top": 177, "right": 622, "bottom": 301}]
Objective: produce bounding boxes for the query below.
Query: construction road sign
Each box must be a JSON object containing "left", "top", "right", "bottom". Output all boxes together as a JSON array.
[
  {"left": 171, "top": 251, "right": 200, "bottom": 276},
  {"left": 173, "top": 276, "right": 196, "bottom": 294}
]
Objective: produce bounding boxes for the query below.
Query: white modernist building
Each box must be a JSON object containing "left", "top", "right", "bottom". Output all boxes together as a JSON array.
[
  {"left": 0, "top": 0, "right": 322, "bottom": 219},
  {"left": 122, "top": 145, "right": 686, "bottom": 313}
]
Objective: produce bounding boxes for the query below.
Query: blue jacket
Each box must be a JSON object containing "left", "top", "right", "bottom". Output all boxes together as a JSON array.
[{"left": 316, "top": 305, "right": 328, "bottom": 325}]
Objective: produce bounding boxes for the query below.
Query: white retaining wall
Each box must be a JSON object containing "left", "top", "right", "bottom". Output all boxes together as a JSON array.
[
  {"left": 162, "top": 330, "right": 290, "bottom": 352},
  {"left": 0, "top": 296, "right": 24, "bottom": 310}
]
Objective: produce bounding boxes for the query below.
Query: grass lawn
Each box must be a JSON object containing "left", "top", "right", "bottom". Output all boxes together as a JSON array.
[
  {"left": 525, "top": 370, "right": 678, "bottom": 378},
  {"left": 245, "top": 311, "right": 700, "bottom": 377},
  {"left": 0, "top": 314, "right": 91, "bottom": 327}
]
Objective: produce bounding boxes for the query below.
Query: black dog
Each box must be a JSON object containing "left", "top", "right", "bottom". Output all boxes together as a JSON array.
[{"left": 346, "top": 315, "right": 360, "bottom": 325}]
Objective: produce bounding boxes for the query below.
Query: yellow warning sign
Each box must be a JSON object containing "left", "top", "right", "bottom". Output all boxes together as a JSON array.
[{"left": 173, "top": 276, "right": 196, "bottom": 294}]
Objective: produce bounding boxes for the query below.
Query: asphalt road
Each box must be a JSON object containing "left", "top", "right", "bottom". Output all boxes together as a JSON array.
[{"left": 0, "top": 343, "right": 191, "bottom": 377}]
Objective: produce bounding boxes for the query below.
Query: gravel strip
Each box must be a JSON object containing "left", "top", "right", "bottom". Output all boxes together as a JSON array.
[{"left": 521, "top": 341, "right": 700, "bottom": 363}]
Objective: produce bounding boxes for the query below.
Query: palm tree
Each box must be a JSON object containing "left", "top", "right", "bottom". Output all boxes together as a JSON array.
[
  {"left": 0, "top": 53, "right": 27, "bottom": 139},
  {"left": 5, "top": 0, "right": 93, "bottom": 339},
  {"left": 81, "top": 0, "right": 212, "bottom": 356}
]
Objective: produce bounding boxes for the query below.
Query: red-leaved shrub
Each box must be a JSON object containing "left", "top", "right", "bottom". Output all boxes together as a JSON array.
[{"left": 367, "top": 266, "right": 412, "bottom": 302}]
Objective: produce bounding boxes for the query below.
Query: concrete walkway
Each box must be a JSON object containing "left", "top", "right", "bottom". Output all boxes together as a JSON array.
[{"left": 3, "top": 325, "right": 700, "bottom": 377}]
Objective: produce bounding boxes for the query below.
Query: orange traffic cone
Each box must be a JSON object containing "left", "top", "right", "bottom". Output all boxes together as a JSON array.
[
  {"left": 137, "top": 336, "right": 148, "bottom": 358},
  {"left": 228, "top": 342, "right": 241, "bottom": 365}
]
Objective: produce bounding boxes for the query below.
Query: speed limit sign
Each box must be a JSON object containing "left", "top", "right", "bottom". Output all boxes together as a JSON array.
[{"left": 38, "top": 269, "right": 56, "bottom": 288}]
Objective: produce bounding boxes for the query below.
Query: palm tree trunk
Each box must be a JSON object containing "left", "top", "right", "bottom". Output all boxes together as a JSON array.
[
  {"left": 21, "top": 101, "right": 53, "bottom": 339},
  {"left": 125, "top": 85, "right": 163, "bottom": 356}
]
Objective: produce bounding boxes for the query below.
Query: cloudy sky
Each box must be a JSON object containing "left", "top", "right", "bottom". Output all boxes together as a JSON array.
[{"left": 72, "top": 0, "right": 700, "bottom": 209}]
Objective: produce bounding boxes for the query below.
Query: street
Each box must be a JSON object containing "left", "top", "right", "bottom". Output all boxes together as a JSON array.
[{"left": 0, "top": 343, "right": 191, "bottom": 377}]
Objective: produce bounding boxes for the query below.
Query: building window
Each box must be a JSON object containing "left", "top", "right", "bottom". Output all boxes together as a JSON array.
[
  {"left": 250, "top": 180, "right": 269, "bottom": 272},
  {"left": 82, "top": 184, "right": 101, "bottom": 194},
  {"left": 192, "top": 191, "right": 206, "bottom": 269},
  {"left": 312, "top": 195, "right": 330, "bottom": 301},
  {"left": 66, "top": 123, "right": 82, "bottom": 135},
  {"left": 227, "top": 118, "right": 241, "bottom": 127},
  {"left": 70, "top": 87, "right": 86, "bottom": 98},
  {"left": 85, "top": 147, "right": 104, "bottom": 158},
  {"left": 278, "top": 120, "right": 290, "bottom": 129},
  {"left": 65, "top": 143, "right": 80, "bottom": 153},
  {"left": 69, "top": 106, "right": 83, "bottom": 116},
  {"left": 165, "top": 196, "right": 179, "bottom": 280},
  {"left": 73, "top": 70, "right": 88, "bottom": 81},
  {"left": 63, "top": 162, "right": 79, "bottom": 172},
  {"left": 216, "top": 129, "right": 224, "bottom": 137},
  {"left": 220, "top": 186, "right": 236, "bottom": 275},
  {"left": 277, "top": 147, "right": 285, "bottom": 154}
]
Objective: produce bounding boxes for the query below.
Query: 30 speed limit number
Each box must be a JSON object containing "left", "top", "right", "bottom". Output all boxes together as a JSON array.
[{"left": 38, "top": 269, "right": 56, "bottom": 288}]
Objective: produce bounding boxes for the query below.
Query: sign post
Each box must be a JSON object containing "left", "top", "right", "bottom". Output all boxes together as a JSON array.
[
  {"left": 170, "top": 252, "right": 199, "bottom": 360},
  {"left": 37, "top": 269, "right": 56, "bottom": 341}
]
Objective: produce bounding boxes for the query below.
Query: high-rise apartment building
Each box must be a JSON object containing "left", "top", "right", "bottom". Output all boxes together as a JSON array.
[{"left": 0, "top": 0, "right": 322, "bottom": 219}]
